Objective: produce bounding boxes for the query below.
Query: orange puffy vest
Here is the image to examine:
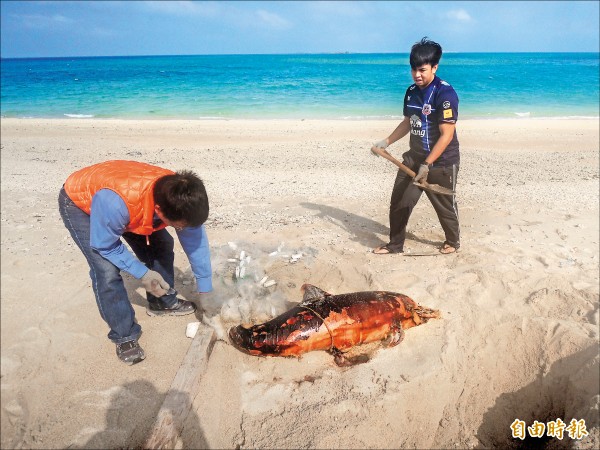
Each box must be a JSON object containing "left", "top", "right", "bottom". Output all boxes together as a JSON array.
[{"left": 64, "top": 160, "right": 175, "bottom": 235}]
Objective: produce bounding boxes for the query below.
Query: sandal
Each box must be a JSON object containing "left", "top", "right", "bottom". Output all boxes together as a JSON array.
[
  {"left": 440, "top": 242, "right": 459, "bottom": 254},
  {"left": 372, "top": 245, "right": 403, "bottom": 255}
]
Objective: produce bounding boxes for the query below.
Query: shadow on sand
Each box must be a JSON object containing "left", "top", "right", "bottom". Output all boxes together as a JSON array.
[
  {"left": 475, "top": 344, "right": 599, "bottom": 449},
  {"left": 301, "top": 202, "right": 439, "bottom": 249},
  {"left": 82, "top": 379, "right": 208, "bottom": 449}
]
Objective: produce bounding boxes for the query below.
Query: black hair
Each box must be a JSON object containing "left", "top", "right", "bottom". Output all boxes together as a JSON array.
[
  {"left": 410, "top": 37, "right": 443, "bottom": 69},
  {"left": 153, "top": 170, "right": 209, "bottom": 227}
]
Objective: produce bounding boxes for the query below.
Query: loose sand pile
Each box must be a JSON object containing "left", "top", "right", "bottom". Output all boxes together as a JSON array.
[{"left": 1, "top": 118, "right": 598, "bottom": 448}]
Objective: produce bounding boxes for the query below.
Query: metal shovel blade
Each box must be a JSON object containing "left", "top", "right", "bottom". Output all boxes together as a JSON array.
[{"left": 413, "top": 181, "right": 455, "bottom": 196}]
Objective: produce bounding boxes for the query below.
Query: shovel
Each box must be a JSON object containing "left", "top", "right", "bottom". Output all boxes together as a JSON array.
[{"left": 370, "top": 146, "right": 455, "bottom": 196}]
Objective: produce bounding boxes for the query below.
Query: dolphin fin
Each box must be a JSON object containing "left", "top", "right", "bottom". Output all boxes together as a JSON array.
[
  {"left": 382, "top": 321, "right": 405, "bottom": 347},
  {"left": 301, "top": 284, "right": 331, "bottom": 303}
]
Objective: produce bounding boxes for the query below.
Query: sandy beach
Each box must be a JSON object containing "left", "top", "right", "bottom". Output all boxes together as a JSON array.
[{"left": 1, "top": 117, "right": 598, "bottom": 449}]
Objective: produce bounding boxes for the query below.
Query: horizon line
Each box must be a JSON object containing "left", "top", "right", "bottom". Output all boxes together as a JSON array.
[{"left": 2, "top": 50, "right": 599, "bottom": 61}]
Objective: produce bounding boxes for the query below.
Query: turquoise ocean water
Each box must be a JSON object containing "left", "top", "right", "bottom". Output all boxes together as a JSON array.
[{"left": 1, "top": 53, "right": 598, "bottom": 119}]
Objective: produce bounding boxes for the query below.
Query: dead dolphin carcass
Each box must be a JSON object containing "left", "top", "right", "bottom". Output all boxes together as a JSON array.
[{"left": 228, "top": 284, "right": 440, "bottom": 366}]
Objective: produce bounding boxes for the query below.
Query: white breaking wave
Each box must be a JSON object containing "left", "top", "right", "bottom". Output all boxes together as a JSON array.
[
  {"left": 64, "top": 114, "right": 94, "bottom": 118},
  {"left": 514, "top": 112, "right": 531, "bottom": 117}
]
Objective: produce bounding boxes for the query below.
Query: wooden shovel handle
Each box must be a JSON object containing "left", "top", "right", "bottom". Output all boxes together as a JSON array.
[
  {"left": 371, "top": 146, "right": 416, "bottom": 177},
  {"left": 371, "top": 145, "right": 456, "bottom": 196}
]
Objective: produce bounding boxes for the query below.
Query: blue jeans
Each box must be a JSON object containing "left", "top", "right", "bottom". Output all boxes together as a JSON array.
[{"left": 58, "top": 187, "right": 178, "bottom": 343}]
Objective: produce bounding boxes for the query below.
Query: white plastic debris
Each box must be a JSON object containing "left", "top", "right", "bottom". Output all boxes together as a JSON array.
[
  {"left": 239, "top": 266, "right": 246, "bottom": 279},
  {"left": 269, "top": 251, "right": 278, "bottom": 257},
  {"left": 186, "top": 321, "right": 201, "bottom": 338},
  {"left": 227, "top": 258, "right": 237, "bottom": 263},
  {"left": 235, "top": 266, "right": 240, "bottom": 279},
  {"left": 263, "top": 280, "right": 277, "bottom": 288},
  {"left": 228, "top": 242, "right": 237, "bottom": 250},
  {"left": 259, "top": 276, "right": 269, "bottom": 286},
  {"left": 239, "top": 250, "right": 246, "bottom": 260}
]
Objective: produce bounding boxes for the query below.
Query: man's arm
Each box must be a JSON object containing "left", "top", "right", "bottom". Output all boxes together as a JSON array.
[
  {"left": 375, "top": 116, "right": 410, "bottom": 150},
  {"left": 176, "top": 225, "right": 212, "bottom": 293},
  {"left": 90, "top": 189, "right": 148, "bottom": 279},
  {"left": 372, "top": 116, "right": 411, "bottom": 156},
  {"left": 413, "top": 122, "right": 456, "bottom": 182},
  {"left": 423, "top": 122, "right": 455, "bottom": 165},
  {"left": 386, "top": 116, "right": 411, "bottom": 147}
]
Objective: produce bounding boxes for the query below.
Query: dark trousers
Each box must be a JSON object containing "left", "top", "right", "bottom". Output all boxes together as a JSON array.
[
  {"left": 58, "top": 188, "right": 177, "bottom": 343},
  {"left": 387, "top": 151, "right": 460, "bottom": 253}
]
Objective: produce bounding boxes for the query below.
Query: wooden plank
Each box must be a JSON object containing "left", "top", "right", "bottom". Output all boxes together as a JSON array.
[{"left": 144, "top": 325, "right": 216, "bottom": 449}]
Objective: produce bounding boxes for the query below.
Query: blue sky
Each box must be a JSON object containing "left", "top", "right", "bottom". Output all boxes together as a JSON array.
[{"left": 1, "top": 1, "right": 599, "bottom": 58}]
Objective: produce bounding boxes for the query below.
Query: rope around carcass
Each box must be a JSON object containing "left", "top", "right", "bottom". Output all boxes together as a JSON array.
[{"left": 299, "top": 305, "right": 335, "bottom": 352}]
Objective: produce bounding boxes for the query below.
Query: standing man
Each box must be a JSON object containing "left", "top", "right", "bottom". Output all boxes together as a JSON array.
[
  {"left": 371, "top": 37, "right": 460, "bottom": 255},
  {"left": 59, "top": 160, "right": 212, "bottom": 365}
]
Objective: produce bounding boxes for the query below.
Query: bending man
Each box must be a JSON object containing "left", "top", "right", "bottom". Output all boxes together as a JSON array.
[{"left": 59, "top": 160, "right": 212, "bottom": 365}]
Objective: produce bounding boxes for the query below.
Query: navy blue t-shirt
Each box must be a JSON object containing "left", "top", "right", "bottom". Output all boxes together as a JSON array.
[{"left": 403, "top": 76, "right": 460, "bottom": 166}]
